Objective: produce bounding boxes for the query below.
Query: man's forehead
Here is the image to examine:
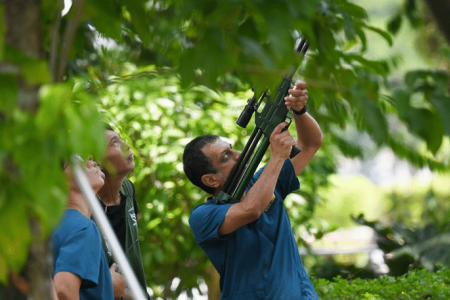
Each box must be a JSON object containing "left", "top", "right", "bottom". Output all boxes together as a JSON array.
[
  {"left": 106, "top": 130, "right": 120, "bottom": 140},
  {"left": 202, "top": 138, "right": 231, "bottom": 157},
  {"left": 209, "top": 138, "right": 230, "bottom": 148}
]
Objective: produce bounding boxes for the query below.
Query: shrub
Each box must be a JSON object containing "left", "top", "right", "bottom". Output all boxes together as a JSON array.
[{"left": 312, "top": 267, "right": 450, "bottom": 299}]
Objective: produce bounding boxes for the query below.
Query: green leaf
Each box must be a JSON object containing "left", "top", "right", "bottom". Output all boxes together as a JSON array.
[
  {"left": 394, "top": 89, "right": 443, "bottom": 153},
  {"left": 387, "top": 12, "right": 403, "bottom": 35},
  {"left": 393, "top": 89, "right": 410, "bottom": 120},
  {"left": 345, "top": 54, "right": 388, "bottom": 75},
  {"left": 431, "top": 95, "right": 450, "bottom": 136},
  {"left": 317, "top": 29, "right": 336, "bottom": 53},
  {"left": 333, "top": 135, "right": 363, "bottom": 158},
  {"left": 432, "top": 70, "right": 450, "bottom": 92},
  {"left": 237, "top": 35, "right": 274, "bottom": 68},
  {"left": 361, "top": 98, "right": 388, "bottom": 144},
  {"left": 355, "top": 27, "right": 367, "bottom": 52},
  {"left": 408, "top": 108, "right": 443, "bottom": 154},
  {"left": 363, "top": 24, "right": 393, "bottom": 46},
  {"left": 237, "top": 17, "right": 259, "bottom": 39},
  {"left": 342, "top": 12, "right": 356, "bottom": 41},
  {"left": 340, "top": 2, "right": 367, "bottom": 19},
  {"left": 404, "top": 70, "right": 428, "bottom": 89},
  {"left": 36, "top": 83, "right": 71, "bottom": 134}
]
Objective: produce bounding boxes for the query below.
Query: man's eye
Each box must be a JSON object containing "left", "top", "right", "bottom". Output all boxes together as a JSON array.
[{"left": 223, "top": 152, "right": 231, "bottom": 161}]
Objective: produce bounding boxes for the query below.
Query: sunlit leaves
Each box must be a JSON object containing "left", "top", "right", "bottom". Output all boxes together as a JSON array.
[{"left": 313, "top": 267, "right": 450, "bottom": 299}]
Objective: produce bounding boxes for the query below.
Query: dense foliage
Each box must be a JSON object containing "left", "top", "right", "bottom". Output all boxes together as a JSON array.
[
  {"left": 1, "top": 0, "right": 450, "bottom": 298},
  {"left": 312, "top": 266, "right": 450, "bottom": 299}
]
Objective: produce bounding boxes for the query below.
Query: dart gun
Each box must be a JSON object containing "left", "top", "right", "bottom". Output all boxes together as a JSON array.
[{"left": 216, "top": 38, "right": 309, "bottom": 205}]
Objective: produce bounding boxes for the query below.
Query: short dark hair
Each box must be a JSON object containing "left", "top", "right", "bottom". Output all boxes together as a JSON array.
[{"left": 183, "top": 135, "right": 220, "bottom": 195}]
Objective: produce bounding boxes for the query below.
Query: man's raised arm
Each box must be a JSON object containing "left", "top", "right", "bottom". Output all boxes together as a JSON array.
[{"left": 285, "top": 81, "right": 323, "bottom": 176}]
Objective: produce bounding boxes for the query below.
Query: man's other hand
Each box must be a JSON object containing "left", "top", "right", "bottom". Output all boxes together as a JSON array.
[{"left": 110, "top": 263, "right": 126, "bottom": 298}]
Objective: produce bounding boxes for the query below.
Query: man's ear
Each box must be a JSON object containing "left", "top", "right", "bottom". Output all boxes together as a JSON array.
[{"left": 201, "top": 174, "right": 221, "bottom": 189}]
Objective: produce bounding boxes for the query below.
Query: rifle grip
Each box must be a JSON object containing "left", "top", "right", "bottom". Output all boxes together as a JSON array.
[
  {"left": 281, "top": 122, "right": 301, "bottom": 158},
  {"left": 290, "top": 145, "right": 301, "bottom": 158}
]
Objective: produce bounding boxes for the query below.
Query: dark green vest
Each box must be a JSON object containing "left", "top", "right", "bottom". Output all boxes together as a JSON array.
[{"left": 103, "top": 178, "right": 151, "bottom": 300}]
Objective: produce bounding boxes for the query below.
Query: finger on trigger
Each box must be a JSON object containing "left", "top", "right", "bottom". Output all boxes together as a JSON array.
[{"left": 275, "top": 122, "right": 288, "bottom": 133}]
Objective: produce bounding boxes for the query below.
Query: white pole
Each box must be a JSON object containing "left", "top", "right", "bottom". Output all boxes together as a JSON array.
[{"left": 72, "top": 156, "right": 147, "bottom": 300}]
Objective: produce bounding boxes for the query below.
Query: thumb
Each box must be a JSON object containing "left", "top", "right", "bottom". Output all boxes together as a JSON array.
[{"left": 273, "top": 122, "right": 288, "bottom": 135}]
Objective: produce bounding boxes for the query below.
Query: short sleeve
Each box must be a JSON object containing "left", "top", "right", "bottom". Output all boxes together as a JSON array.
[
  {"left": 54, "top": 224, "right": 102, "bottom": 288},
  {"left": 250, "top": 159, "right": 299, "bottom": 200},
  {"left": 189, "top": 202, "right": 232, "bottom": 246},
  {"left": 275, "top": 159, "right": 300, "bottom": 199}
]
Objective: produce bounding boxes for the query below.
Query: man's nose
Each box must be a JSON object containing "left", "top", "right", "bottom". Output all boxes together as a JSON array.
[{"left": 86, "top": 160, "right": 98, "bottom": 167}]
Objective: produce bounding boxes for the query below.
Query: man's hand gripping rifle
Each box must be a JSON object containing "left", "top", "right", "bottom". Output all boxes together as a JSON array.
[{"left": 217, "top": 38, "right": 309, "bottom": 205}]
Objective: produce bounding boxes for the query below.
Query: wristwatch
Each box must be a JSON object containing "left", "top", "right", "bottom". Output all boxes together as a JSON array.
[{"left": 291, "top": 105, "right": 307, "bottom": 115}]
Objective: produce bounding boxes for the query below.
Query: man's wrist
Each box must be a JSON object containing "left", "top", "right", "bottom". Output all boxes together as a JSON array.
[
  {"left": 268, "top": 154, "right": 288, "bottom": 166},
  {"left": 291, "top": 105, "right": 307, "bottom": 115}
]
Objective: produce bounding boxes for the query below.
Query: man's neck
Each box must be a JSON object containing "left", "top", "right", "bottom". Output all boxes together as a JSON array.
[
  {"left": 67, "top": 191, "right": 92, "bottom": 218},
  {"left": 97, "top": 175, "right": 125, "bottom": 206}
]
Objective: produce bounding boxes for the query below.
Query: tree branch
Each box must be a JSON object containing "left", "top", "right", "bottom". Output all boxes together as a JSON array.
[
  {"left": 56, "top": 0, "right": 86, "bottom": 82},
  {"left": 50, "top": 0, "right": 65, "bottom": 82}
]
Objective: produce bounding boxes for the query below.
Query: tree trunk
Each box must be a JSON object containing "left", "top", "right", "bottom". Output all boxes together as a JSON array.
[
  {"left": 2, "top": 1, "right": 53, "bottom": 299},
  {"left": 4, "top": 0, "right": 42, "bottom": 113}
]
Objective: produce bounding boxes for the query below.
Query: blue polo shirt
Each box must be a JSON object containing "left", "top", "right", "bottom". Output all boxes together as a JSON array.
[
  {"left": 190, "top": 159, "right": 319, "bottom": 300},
  {"left": 52, "top": 209, "right": 114, "bottom": 300}
]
